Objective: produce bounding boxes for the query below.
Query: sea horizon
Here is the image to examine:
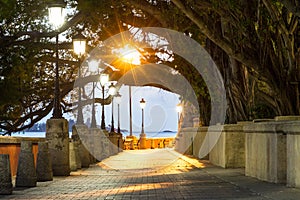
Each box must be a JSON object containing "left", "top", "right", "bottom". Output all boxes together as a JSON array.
[{"left": 9, "top": 130, "right": 177, "bottom": 138}]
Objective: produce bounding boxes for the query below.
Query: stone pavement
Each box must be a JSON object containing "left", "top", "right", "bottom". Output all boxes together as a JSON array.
[{"left": 1, "top": 148, "right": 300, "bottom": 200}]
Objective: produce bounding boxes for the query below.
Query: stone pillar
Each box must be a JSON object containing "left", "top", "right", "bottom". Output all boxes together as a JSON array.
[
  {"left": 88, "top": 128, "right": 97, "bottom": 162},
  {"left": 209, "top": 123, "right": 246, "bottom": 168},
  {"left": 109, "top": 132, "right": 119, "bottom": 154},
  {"left": 179, "top": 127, "right": 196, "bottom": 155},
  {"left": 275, "top": 119, "right": 300, "bottom": 187},
  {"left": 46, "top": 119, "right": 70, "bottom": 176},
  {"left": 69, "top": 141, "right": 79, "bottom": 171},
  {"left": 36, "top": 142, "right": 53, "bottom": 182},
  {"left": 139, "top": 133, "right": 147, "bottom": 149},
  {"left": 193, "top": 126, "right": 209, "bottom": 160},
  {"left": 101, "top": 130, "right": 110, "bottom": 158},
  {"left": 244, "top": 120, "right": 286, "bottom": 183},
  {"left": 73, "top": 124, "right": 90, "bottom": 168},
  {"left": 116, "top": 133, "right": 123, "bottom": 152},
  {"left": 0, "top": 154, "right": 13, "bottom": 195},
  {"left": 16, "top": 141, "right": 37, "bottom": 187}
]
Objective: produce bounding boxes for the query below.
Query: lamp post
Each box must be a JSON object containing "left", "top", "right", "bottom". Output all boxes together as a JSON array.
[
  {"left": 140, "top": 98, "right": 146, "bottom": 134},
  {"left": 88, "top": 60, "right": 99, "bottom": 128},
  {"left": 108, "top": 83, "right": 116, "bottom": 133},
  {"left": 114, "top": 92, "right": 122, "bottom": 134},
  {"left": 48, "top": 0, "right": 65, "bottom": 119},
  {"left": 139, "top": 98, "right": 146, "bottom": 149},
  {"left": 73, "top": 33, "right": 86, "bottom": 124},
  {"left": 99, "top": 74, "right": 109, "bottom": 130}
]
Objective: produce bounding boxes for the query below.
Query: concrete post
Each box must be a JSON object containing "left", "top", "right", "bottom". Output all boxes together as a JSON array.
[
  {"left": 0, "top": 154, "right": 13, "bottom": 195},
  {"left": 244, "top": 121, "right": 286, "bottom": 183},
  {"left": 69, "top": 141, "right": 78, "bottom": 171},
  {"left": 209, "top": 124, "right": 246, "bottom": 168},
  {"left": 100, "top": 130, "right": 110, "bottom": 159},
  {"left": 36, "top": 142, "right": 53, "bottom": 182},
  {"left": 16, "top": 141, "right": 37, "bottom": 187},
  {"left": 46, "top": 119, "right": 70, "bottom": 176},
  {"left": 116, "top": 133, "right": 123, "bottom": 152},
  {"left": 73, "top": 124, "right": 90, "bottom": 168},
  {"left": 276, "top": 119, "right": 300, "bottom": 187},
  {"left": 109, "top": 132, "right": 119, "bottom": 154},
  {"left": 139, "top": 133, "right": 147, "bottom": 149},
  {"left": 88, "top": 128, "right": 102, "bottom": 162}
]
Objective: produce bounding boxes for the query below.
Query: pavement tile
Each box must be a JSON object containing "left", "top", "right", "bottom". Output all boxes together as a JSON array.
[{"left": 1, "top": 149, "right": 300, "bottom": 199}]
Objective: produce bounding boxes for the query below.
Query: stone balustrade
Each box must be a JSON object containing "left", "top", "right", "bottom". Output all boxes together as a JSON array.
[
  {"left": 175, "top": 116, "right": 300, "bottom": 188},
  {"left": 208, "top": 123, "right": 247, "bottom": 168},
  {"left": 244, "top": 121, "right": 287, "bottom": 183}
]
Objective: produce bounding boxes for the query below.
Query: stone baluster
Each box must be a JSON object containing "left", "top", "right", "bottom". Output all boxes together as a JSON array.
[
  {"left": 16, "top": 141, "right": 37, "bottom": 187},
  {"left": 0, "top": 154, "right": 13, "bottom": 195},
  {"left": 36, "top": 141, "right": 53, "bottom": 182}
]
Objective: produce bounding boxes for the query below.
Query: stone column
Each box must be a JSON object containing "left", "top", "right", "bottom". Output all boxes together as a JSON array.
[
  {"left": 36, "top": 142, "right": 53, "bottom": 182},
  {"left": 46, "top": 119, "right": 70, "bottom": 176},
  {"left": 101, "top": 130, "right": 110, "bottom": 158},
  {"left": 73, "top": 124, "right": 90, "bottom": 168},
  {"left": 276, "top": 118, "right": 300, "bottom": 187},
  {"left": 244, "top": 120, "right": 287, "bottom": 183},
  {"left": 89, "top": 128, "right": 102, "bottom": 162},
  {"left": 69, "top": 140, "right": 79, "bottom": 171},
  {"left": 0, "top": 154, "right": 13, "bottom": 195},
  {"left": 139, "top": 133, "right": 147, "bottom": 149},
  {"left": 16, "top": 141, "right": 37, "bottom": 187},
  {"left": 193, "top": 126, "right": 209, "bottom": 160},
  {"left": 179, "top": 127, "right": 196, "bottom": 155},
  {"left": 209, "top": 123, "right": 246, "bottom": 168},
  {"left": 109, "top": 132, "right": 119, "bottom": 154},
  {"left": 116, "top": 133, "right": 123, "bottom": 152}
]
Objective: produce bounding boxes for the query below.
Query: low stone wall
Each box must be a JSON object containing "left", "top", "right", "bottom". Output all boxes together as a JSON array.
[
  {"left": 175, "top": 127, "right": 195, "bottom": 155},
  {"left": 0, "top": 136, "right": 45, "bottom": 176},
  {"left": 244, "top": 121, "right": 287, "bottom": 183},
  {"left": 276, "top": 121, "right": 300, "bottom": 187},
  {"left": 208, "top": 123, "right": 246, "bottom": 168},
  {"left": 193, "top": 126, "right": 209, "bottom": 159}
]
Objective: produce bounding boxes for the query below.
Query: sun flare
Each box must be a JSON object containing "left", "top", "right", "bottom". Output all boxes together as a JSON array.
[{"left": 113, "top": 44, "right": 141, "bottom": 65}]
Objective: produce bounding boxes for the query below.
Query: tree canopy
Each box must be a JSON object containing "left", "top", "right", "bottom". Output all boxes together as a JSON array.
[{"left": 0, "top": 0, "right": 299, "bottom": 134}]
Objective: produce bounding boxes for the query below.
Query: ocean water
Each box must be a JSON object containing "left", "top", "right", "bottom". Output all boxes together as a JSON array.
[{"left": 10, "top": 131, "right": 177, "bottom": 138}]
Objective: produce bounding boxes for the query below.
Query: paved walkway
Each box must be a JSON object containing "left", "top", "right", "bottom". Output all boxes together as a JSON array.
[{"left": 2, "top": 148, "right": 300, "bottom": 200}]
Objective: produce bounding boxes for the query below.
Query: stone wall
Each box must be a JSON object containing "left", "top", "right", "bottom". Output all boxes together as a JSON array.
[
  {"left": 276, "top": 120, "right": 300, "bottom": 187},
  {"left": 244, "top": 121, "right": 287, "bottom": 183},
  {"left": 175, "top": 127, "right": 195, "bottom": 154},
  {"left": 0, "top": 136, "right": 45, "bottom": 175},
  {"left": 193, "top": 126, "right": 209, "bottom": 159},
  {"left": 208, "top": 123, "right": 246, "bottom": 168}
]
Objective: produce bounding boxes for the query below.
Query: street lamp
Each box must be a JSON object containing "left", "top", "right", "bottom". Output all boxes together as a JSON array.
[
  {"left": 88, "top": 60, "right": 99, "bottom": 128},
  {"left": 48, "top": 0, "right": 65, "bottom": 119},
  {"left": 114, "top": 92, "right": 122, "bottom": 134},
  {"left": 108, "top": 83, "right": 116, "bottom": 133},
  {"left": 140, "top": 98, "right": 146, "bottom": 134},
  {"left": 73, "top": 33, "right": 86, "bottom": 124},
  {"left": 99, "top": 73, "right": 109, "bottom": 129}
]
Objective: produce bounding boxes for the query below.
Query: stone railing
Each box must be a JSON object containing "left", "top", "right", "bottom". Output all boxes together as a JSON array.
[
  {"left": 0, "top": 136, "right": 45, "bottom": 176},
  {"left": 175, "top": 116, "right": 300, "bottom": 188}
]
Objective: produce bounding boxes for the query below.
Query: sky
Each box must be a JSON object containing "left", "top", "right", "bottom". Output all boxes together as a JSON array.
[
  {"left": 41, "top": 85, "right": 180, "bottom": 133},
  {"left": 93, "top": 85, "right": 180, "bottom": 133}
]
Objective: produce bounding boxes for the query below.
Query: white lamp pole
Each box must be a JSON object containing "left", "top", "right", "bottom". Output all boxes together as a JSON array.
[
  {"left": 114, "top": 92, "right": 122, "bottom": 134},
  {"left": 140, "top": 98, "right": 146, "bottom": 134},
  {"left": 73, "top": 33, "right": 86, "bottom": 124},
  {"left": 100, "top": 74, "right": 109, "bottom": 129},
  {"left": 108, "top": 83, "right": 116, "bottom": 133}
]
